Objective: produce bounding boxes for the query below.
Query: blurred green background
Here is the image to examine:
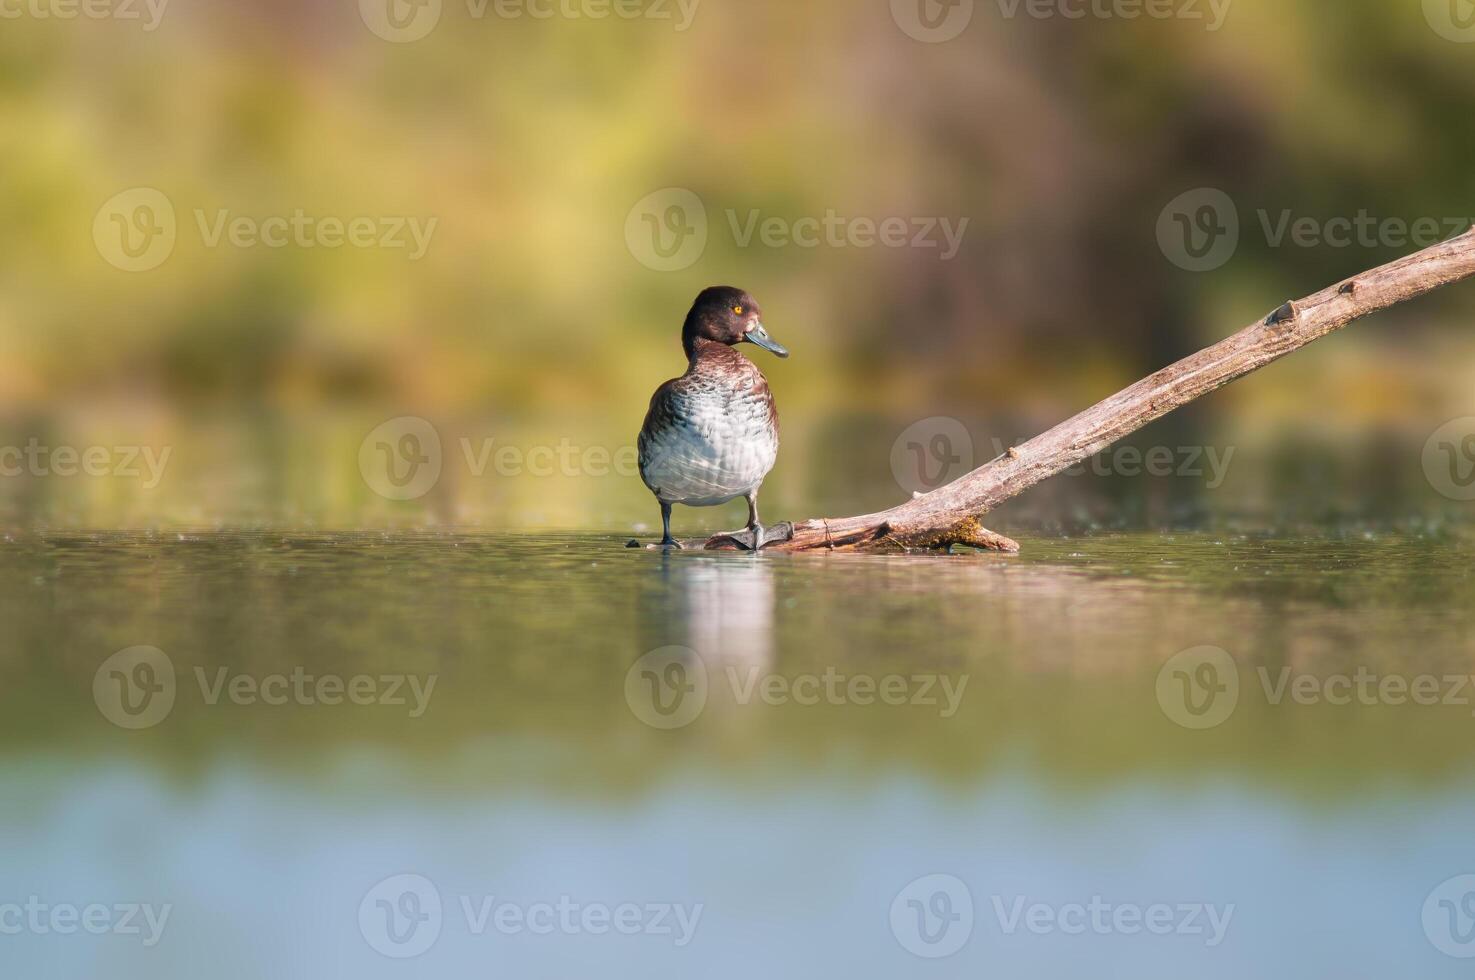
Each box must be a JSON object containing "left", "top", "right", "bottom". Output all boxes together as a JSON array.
[
  {"left": 1, "top": 0, "right": 1473, "bottom": 532},
  {"left": 7, "top": 10, "right": 1475, "bottom": 978}
]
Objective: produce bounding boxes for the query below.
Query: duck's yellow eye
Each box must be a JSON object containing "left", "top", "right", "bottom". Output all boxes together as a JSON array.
[{"left": 733, "top": 306, "right": 744, "bottom": 315}]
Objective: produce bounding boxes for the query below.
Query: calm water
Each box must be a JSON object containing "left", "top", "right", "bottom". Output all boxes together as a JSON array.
[{"left": 4, "top": 529, "right": 1475, "bottom": 978}]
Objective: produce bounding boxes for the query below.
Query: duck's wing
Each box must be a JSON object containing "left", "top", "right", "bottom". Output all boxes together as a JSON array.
[
  {"left": 637, "top": 377, "right": 696, "bottom": 496},
  {"left": 637, "top": 377, "right": 731, "bottom": 502}
]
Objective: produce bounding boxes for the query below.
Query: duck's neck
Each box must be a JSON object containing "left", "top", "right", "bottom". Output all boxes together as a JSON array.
[
  {"left": 685, "top": 336, "right": 743, "bottom": 368},
  {"left": 680, "top": 311, "right": 706, "bottom": 360}
]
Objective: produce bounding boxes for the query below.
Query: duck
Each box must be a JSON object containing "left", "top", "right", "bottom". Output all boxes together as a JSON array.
[{"left": 637, "top": 286, "right": 789, "bottom": 550}]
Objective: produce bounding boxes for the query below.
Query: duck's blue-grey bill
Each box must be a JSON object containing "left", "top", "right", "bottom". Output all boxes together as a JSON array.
[{"left": 745, "top": 322, "right": 789, "bottom": 358}]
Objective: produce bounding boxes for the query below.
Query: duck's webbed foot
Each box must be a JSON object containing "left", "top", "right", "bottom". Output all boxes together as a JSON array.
[
  {"left": 723, "top": 525, "right": 764, "bottom": 552},
  {"left": 708, "top": 521, "right": 794, "bottom": 552},
  {"left": 710, "top": 491, "right": 786, "bottom": 551}
]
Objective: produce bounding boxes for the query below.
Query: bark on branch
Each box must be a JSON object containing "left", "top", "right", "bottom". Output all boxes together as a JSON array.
[{"left": 704, "top": 226, "right": 1475, "bottom": 554}]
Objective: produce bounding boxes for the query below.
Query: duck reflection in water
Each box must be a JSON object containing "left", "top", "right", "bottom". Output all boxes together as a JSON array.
[{"left": 636, "top": 555, "right": 775, "bottom": 678}]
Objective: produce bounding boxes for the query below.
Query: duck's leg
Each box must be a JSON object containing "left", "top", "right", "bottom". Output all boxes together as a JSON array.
[
  {"left": 659, "top": 501, "right": 683, "bottom": 549},
  {"left": 742, "top": 490, "right": 767, "bottom": 551}
]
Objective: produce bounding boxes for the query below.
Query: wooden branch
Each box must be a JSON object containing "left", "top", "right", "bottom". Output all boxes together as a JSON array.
[{"left": 702, "top": 226, "right": 1475, "bottom": 553}]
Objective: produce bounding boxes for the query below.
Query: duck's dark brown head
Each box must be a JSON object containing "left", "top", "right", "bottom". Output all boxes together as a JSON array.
[{"left": 681, "top": 286, "right": 789, "bottom": 361}]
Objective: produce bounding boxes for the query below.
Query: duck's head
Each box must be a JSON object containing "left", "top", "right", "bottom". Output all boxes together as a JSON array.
[{"left": 682, "top": 286, "right": 789, "bottom": 360}]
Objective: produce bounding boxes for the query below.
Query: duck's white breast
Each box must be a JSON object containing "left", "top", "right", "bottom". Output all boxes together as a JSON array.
[{"left": 639, "top": 380, "right": 778, "bottom": 507}]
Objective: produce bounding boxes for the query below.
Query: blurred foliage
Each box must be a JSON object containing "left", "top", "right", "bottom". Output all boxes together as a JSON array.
[{"left": 0, "top": 0, "right": 1473, "bottom": 527}]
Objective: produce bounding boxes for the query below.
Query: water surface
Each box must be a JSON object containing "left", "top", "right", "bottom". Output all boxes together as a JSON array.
[{"left": 3, "top": 530, "right": 1474, "bottom": 977}]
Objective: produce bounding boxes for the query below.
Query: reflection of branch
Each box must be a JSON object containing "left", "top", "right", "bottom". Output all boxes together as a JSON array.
[{"left": 709, "top": 227, "right": 1475, "bottom": 553}]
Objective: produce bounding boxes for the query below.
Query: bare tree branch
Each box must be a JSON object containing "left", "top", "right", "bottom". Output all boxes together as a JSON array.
[{"left": 702, "top": 226, "right": 1475, "bottom": 553}]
